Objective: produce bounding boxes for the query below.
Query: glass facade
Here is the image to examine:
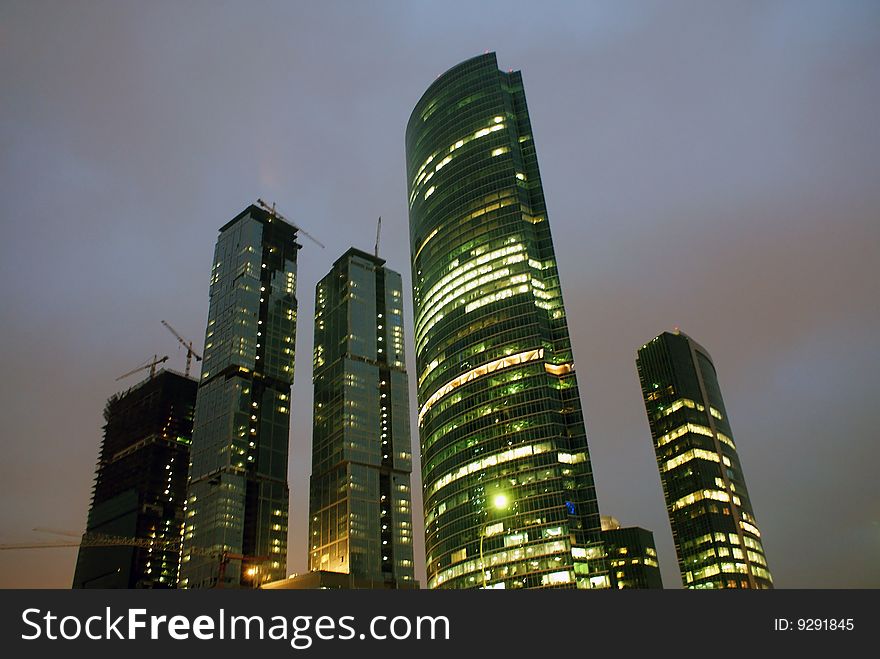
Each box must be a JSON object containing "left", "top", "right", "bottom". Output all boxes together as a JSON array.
[
  {"left": 309, "top": 248, "right": 416, "bottom": 586},
  {"left": 180, "top": 205, "right": 300, "bottom": 588},
  {"left": 72, "top": 369, "right": 196, "bottom": 588},
  {"left": 601, "top": 517, "right": 663, "bottom": 590},
  {"left": 636, "top": 330, "right": 773, "bottom": 589},
  {"left": 406, "top": 53, "right": 605, "bottom": 589}
]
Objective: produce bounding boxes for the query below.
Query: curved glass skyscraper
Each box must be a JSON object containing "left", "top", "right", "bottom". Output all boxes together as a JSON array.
[
  {"left": 406, "top": 53, "right": 605, "bottom": 589},
  {"left": 636, "top": 330, "right": 773, "bottom": 589}
]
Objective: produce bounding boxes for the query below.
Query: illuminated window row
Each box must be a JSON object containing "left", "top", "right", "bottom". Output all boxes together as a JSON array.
[
  {"left": 418, "top": 242, "right": 526, "bottom": 325},
  {"left": 421, "top": 385, "right": 552, "bottom": 454},
  {"left": 413, "top": 191, "right": 518, "bottom": 264},
  {"left": 544, "top": 363, "right": 572, "bottom": 377},
  {"left": 740, "top": 519, "right": 762, "bottom": 538},
  {"left": 662, "top": 448, "right": 730, "bottom": 472},
  {"left": 657, "top": 397, "right": 701, "bottom": 417},
  {"left": 657, "top": 423, "right": 697, "bottom": 447},
  {"left": 431, "top": 538, "right": 567, "bottom": 588},
  {"left": 428, "top": 440, "right": 553, "bottom": 498},
  {"left": 535, "top": 299, "right": 561, "bottom": 311},
  {"left": 420, "top": 250, "right": 524, "bottom": 320},
  {"left": 752, "top": 565, "right": 772, "bottom": 582},
  {"left": 411, "top": 116, "right": 504, "bottom": 186},
  {"left": 670, "top": 488, "right": 730, "bottom": 511},
  {"left": 419, "top": 265, "right": 512, "bottom": 334},
  {"left": 557, "top": 451, "right": 585, "bottom": 464},
  {"left": 410, "top": 117, "right": 506, "bottom": 205},
  {"left": 686, "top": 564, "right": 721, "bottom": 582},
  {"left": 418, "top": 348, "right": 544, "bottom": 425},
  {"left": 685, "top": 561, "right": 761, "bottom": 586},
  {"left": 416, "top": 254, "right": 528, "bottom": 346},
  {"left": 741, "top": 535, "right": 764, "bottom": 553},
  {"left": 417, "top": 269, "right": 530, "bottom": 352},
  {"left": 684, "top": 531, "right": 734, "bottom": 550},
  {"left": 748, "top": 550, "right": 767, "bottom": 567},
  {"left": 464, "top": 283, "right": 530, "bottom": 314},
  {"left": 656, "top": 422, "right": 736, "bottom": 449},
  {"left": 656, "top": 397, "right": 724, "bottom": 424}
]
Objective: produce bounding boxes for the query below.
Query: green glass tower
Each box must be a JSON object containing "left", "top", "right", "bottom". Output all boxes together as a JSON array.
[
  {"left": 308, "top": 248, "right": 416, "bottom": 587},
  {"left": 636, "top": 330, "right": 773, "bottom": 589},
  {"left": 406, "top": 53, "right": 606, "bottom": 589},
  {"left": 180, "top": 204, "right": 300, "bottom": 588}
]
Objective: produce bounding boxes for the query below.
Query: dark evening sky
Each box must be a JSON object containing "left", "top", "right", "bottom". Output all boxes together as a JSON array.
[{"left": 1, "top": 0, "right": 878, "bottom": 588}]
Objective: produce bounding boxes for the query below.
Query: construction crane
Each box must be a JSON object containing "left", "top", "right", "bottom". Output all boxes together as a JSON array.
[
  {"left": 0, "top": 532, "right": 184, "bottom": 553},
  {"left": 161, "top": 320, "right": 202, "bottom": 377},
  {"left": 115, "top": 355, "right": 168, "bottom": 381},
  {"left": 374, "top": 216, "right": 382, "bottom": 257},
  {"left": 1, "top": 532, "right": 270, "bottom": 589},
  {"left": 256, "top": 198, "right": 325, "bottom": 249}
]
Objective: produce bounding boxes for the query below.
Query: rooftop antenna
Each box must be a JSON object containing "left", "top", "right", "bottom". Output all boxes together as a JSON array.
[
  {"left": 255, "top": 198, "right": 325, "bottom": 249},
  {"left": 374, "top": 216, "right": 382, "bottom": 257}
]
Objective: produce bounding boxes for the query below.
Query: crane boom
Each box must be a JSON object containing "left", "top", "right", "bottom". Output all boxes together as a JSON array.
[
  {"left": 161, "top": 320, "right": 202, "bottom": 377},
  {"left": 3, "top": 532, "right": 220, "bottom": 558},
  {"left": 116, "top": 355, "right": 168, "bottom": 381},
  {"left": 1, "top": 532, "right": 271, "bottom": 588},
  {"left": 256, "top": 198, "right": 325, "bottom": 249}
]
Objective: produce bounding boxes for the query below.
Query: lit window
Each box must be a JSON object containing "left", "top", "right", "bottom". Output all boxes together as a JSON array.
[{"left": 418, "top": 348, "right": 544, "bottom": 424}]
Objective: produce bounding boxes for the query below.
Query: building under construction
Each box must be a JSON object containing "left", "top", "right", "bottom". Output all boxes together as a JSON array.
[{"left": 72, "top": 369, "right": 197, "bottom": 588}]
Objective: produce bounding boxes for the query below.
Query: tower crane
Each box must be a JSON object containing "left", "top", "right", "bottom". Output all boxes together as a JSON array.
[
  {"left": 1, "top": 531, "right": 270, "bottom": 588},
  {"left": 161, "top": 320, "right": 202, "bottom": 377},
  {"left": 0, "top": 532, "right": 188, "bottom": 554},
  {"left": 256, "top": 198, "right": 325, "bottom": 249},
  {"left": 115, "top": 355, "right": 168, "bottom": 382}
]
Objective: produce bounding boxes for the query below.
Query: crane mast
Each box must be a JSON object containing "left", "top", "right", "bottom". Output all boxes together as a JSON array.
[{"left": 161, "top": 320, "right": 202, "bottom": 377}]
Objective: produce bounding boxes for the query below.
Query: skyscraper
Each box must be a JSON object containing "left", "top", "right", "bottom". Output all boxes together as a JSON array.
[
  {"left": 180, "top": 204, "right": 300, "bottom": 588},
  {"left": 308, "top": 248, "right": 416, "bottom": 587},
  {"left": 600, "top": 516, "right": 663, "bottom": 590},
  {"left": 636, "top": 330, "right": 773, "bottom": 589},
  {"left": 406, "top": 53, "right": 606, "bottom": 589},
  {"left": 73, "top": 369, "right": 196, "bottom": 588}
]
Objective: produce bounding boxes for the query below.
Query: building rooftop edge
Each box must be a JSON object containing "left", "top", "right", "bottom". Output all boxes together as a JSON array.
[
  {"left": 218, "top": 204, "right": 303, "bottom": 247},
  {"left": 111, "top": 367, "right": 198, "bottom": 401},
  {"left": 636, "top": 328, "right": 715, "bottom": 363},
  {"left": 406, "top": 52, "right": 503, "bottom": 136},
  {"left": 335, "top": 246, "right": 386, "bottom": 268}
]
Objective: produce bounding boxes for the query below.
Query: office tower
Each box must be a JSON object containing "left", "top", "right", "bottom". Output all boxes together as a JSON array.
[
  {"left": 73, "top": 369, "right": 196, "bottom": 588},
  {"left": 406, "top": 53, "right": 605, "bottom": 589},
  {"left": 180, "top": 204, "right": 300, "bottom": 588},
  {"left": 308, "top": 248, "right": 416, "bottom": 587},
  {"left": 636, "top": 330, "right": 773, "bottom": 589},
  {"left": 600, "top": 516, "right": 663, "bottom": 589}
]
